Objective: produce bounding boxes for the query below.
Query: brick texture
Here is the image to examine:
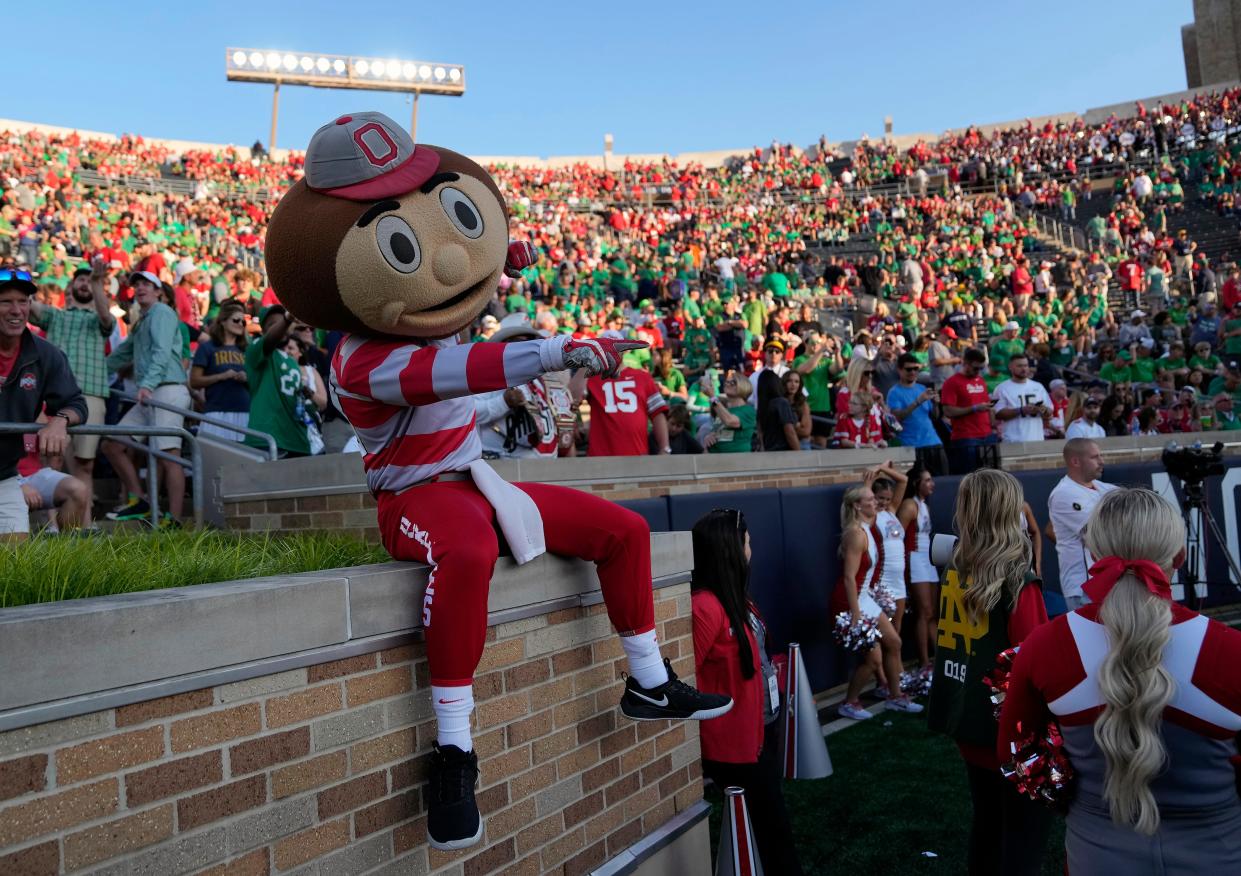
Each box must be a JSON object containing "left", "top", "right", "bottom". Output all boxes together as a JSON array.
[
  {"left": 62, "top": 803, "right": 174, "bottom": 870},
  {"left": 114, "top": 689, "right": 213, "bottom": 727},
  {"left": 0, "top": 581, "right": 701, "bottom": 875},
  {"left": 0, "top": 753, "right": 46, "bottom": 801},
  {"left": 55, "top": 726, "right": 164, "bottom": 784},
  {"left": 125, "top": 750, "right": 222, "bottom": 806}
]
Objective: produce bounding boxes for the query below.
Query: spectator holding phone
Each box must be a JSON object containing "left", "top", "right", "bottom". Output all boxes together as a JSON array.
[
  {"left": 190, "top": 302, "right": 250, "bottom": 442},
  {"left": 702, "top": 373, "right": 755, "bottom": 453},
  {"left": 887, "top": 353, "right": 948, "bottom": 475},
  {"left": 941, "top": 347, "right": 995, "bottom": 472},
  {"left": 991, "top": 354, "right": 1052, "bottom": 443}
]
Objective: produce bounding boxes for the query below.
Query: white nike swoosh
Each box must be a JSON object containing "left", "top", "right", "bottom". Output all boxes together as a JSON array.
[{"left": 628, "top": 690, "right": 669, "bottom": 707}]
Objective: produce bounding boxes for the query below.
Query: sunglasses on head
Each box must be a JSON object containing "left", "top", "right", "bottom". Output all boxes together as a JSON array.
[
  {"left": 711, "top": 507, "right": 744, "bottom": 529},
  {"left": 0, "top": 269, "right": 33, "bottom": 283}
]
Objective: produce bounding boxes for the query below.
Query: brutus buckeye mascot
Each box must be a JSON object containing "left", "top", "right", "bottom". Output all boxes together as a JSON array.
[{"left": 265, "top": 113, "right": 731, "bottom": 850}]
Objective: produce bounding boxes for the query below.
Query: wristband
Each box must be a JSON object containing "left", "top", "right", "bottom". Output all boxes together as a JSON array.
[{"left": 53, "top": 411, "right": 72, "bottom": 424}]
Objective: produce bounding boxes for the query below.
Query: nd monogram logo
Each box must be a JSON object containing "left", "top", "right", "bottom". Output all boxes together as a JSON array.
[{"left": 937, "top": 570, "right": 989, "bottom": 654}]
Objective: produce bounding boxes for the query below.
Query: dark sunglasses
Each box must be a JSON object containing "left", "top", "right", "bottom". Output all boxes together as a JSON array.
[
  {"left": 724, "top": 379, "right": 737, "bottom": 386},
  {"left": 711, "top": 507, "right": 744, "bottom": 529},
  {"left": 902, "top": 365, "right": 920, "bottom": 372},
  {"left": 863, "top": 370, "right": 875, "bottom": 376}
]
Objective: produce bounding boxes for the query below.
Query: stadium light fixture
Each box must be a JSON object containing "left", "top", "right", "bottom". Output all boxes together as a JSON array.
[{"left": 225, "top": 47, "right": 466, "bottom": 150}]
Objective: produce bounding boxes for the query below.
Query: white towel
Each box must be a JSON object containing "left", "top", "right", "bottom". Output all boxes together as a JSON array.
[{"left": 466, "top": 459, "right": 546, "bottom": 565}]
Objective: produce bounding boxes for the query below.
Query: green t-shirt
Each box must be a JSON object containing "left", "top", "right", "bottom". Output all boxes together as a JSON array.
[
  {"left": 1158, "top": 356, "right": 1186, "bottom": 374},
  {"left": 245, "top": 343, "right": 311, "bottom": 455},
  {"left": 708, "top": 404, "right": 756, "bottom": 453},
  {"left": 1129, "top": 358, "right": 1156, "bottom": 384},
  {"left": 792, "top": 354, "right": 834, "bottom": 412},
  {"left": 1190, "top": 354, "right": 1222, "bottom": 372},
  {"left": 1099, "top": 362, "right": 1133, "bottom": 384},
  {"left": 1224, "top": 318, "right": 1241, "bottom": 356},
  {"left": 656, "top": 366, "right": 687, "bottom": 401},
  {"left": 742, "top": 300, "right": 767, "bottom": 337},
  {"left": 761, "top": 271, "right": 790, "bottom": 299},
  {"left": 990, "top": 338, "right": 1025, "bottom": 373}
]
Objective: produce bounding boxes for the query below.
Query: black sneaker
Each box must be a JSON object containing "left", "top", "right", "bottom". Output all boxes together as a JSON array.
[
  {"left": 426, "top": 743, "right": 483, "bottom": 851},
  {"left": 106, "top": 497, "right": 151, "bottom": 522},
  {"left": 619, "top": 658, "right": 734, "bottom": 721}
]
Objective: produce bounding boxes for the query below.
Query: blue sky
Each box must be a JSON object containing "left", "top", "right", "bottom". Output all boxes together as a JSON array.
[{"left": 7, "top": 0, "right": 1193, "bottom": 157}]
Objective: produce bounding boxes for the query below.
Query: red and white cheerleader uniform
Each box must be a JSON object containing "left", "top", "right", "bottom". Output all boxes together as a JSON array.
[{"left": 999, "top": 558, "right": 1241, "bottom": 874}]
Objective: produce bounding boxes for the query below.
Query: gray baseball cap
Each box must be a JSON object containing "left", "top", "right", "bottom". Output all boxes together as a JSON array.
[{"left": 304, "top": 111, "right": 440, "bottom": 202}]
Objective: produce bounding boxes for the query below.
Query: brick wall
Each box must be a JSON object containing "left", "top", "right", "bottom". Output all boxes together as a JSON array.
[{"left": 0, "top": 584, "right": 701, "bottom": 876}]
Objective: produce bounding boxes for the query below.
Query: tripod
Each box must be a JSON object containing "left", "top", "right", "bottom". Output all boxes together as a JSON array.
[{"left": 1177, "top": 479, "right": 1241, "bottom": 606}]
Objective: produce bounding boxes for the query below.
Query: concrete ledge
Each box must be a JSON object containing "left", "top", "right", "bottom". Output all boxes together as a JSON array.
[
  {"left": 218, "top": 432, "right": 1241, "bottom": 504},
  {"left": 592, "top": 799, "right": 711, "bottom": 876},
  {"left": 0, "top": 531, "right": 691, "bottom": 728}
]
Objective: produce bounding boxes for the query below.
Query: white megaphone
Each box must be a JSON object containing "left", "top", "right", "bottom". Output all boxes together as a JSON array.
[
  {"left": 931, "top": 533, "right": 957, "bottom": 567},
  {"left": 715, "top": 786, "right": 764, "bottom": 876},
  {"left": 778, "top": 642, "right": 832, "bottom": 780}
]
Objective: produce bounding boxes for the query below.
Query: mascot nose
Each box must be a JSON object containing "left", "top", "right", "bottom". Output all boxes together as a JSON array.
[{"left": 433, "top": 243, "right": 469, "bottom": 287}]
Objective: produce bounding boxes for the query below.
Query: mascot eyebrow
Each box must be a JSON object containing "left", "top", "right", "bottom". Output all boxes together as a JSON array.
[{"left": 353, "top": 172, "right": 464, "bottom": 229}]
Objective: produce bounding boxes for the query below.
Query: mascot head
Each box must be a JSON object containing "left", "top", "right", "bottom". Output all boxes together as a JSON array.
[{"left": 265, "top": 111, "right": 513, "bottom": 339}]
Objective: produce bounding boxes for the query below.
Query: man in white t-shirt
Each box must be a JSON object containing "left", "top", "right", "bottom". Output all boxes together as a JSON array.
[
  {"left": 1047, "top": 438, "right": 1118, "bottom": 610},
  {"left": 991, "top": 354, "right": 1052, "bottom": 442},
  {"left": 1065, "top": 396, "right": 1106, "bottom": 439}
]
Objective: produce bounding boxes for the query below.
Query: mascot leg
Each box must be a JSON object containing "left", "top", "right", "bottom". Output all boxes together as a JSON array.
[
  {"left": 376, "top": 482, "right": 499, "bottom": 851},
  {"left": 517, "top": 483, "right": 733, "bottom": 722}
]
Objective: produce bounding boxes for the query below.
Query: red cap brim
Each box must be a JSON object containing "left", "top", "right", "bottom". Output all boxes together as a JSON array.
[{"left": 313, "top": 147, "right": 440, "bottom": 202}]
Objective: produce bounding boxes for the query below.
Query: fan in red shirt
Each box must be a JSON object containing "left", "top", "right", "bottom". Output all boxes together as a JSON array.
[
  {"left": 585, "top": 336, "right": 670, "bottom": 456},
  {"left": 1117, "top": 256, "right": 1143, "bottom": 293}
]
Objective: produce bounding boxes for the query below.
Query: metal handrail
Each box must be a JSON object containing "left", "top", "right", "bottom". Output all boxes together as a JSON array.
[
  {"left": 110, "top": 390, "right": 278, "bottom": 461},
  {"left": 0, "top": 423, "right": 204, "bottom": 529}
]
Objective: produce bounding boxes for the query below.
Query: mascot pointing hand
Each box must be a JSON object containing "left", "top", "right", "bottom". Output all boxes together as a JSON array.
[{"left": 266, "top": 113, "right": 731, "bottom": 851}]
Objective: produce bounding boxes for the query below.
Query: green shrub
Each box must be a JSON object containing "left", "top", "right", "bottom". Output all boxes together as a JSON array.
[{"left": 0, "top": 531, "right": 390, "bottom": 608}]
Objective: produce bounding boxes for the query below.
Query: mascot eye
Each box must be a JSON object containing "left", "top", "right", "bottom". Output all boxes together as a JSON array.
[
  {"left": 375, "top": 215, "right": 422, "bottom": 273},
  {"left": 439, "top": 187, "right": 484, "bottom": 239}
]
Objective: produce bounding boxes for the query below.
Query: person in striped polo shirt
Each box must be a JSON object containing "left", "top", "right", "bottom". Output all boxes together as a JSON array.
[
  {"left": 266, "top": 112, "right": 732, "bottom": 850},
  {"left": 29, "top": 256, "right": 113, "bottom": 512}
]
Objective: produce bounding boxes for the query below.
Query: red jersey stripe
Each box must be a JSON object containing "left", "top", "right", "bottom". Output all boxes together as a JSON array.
[
  {"left": 363, "top": 419, "right": 477, "bottom": 472},
  {"left": 466, "top": 343, "right": 508, "bottom": 395}
]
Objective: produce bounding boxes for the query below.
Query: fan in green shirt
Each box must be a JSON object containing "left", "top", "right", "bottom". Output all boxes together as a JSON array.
[
  {"left": 989, "top": 336, "right": 1025, "bottom": 373},
  {"left": 1223, "top": 314, "right": 1241, "bottom": 357},
  {"left": 245, "top": 318, "right": 311, "bottom": 456},
  {"left": 1099, "top": 360, "right": 1133, "bottom": 385},
  {"left": 761, "top": 270, "right": 790, "bottom": 299},
  {"left": 707, "top": 404, "right": 756, "bottom": 453}
]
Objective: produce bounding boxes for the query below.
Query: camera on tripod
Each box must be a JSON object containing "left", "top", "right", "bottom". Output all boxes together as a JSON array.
[{"left": 1162, "top": 441, "right": 1226, "bottom": 486}]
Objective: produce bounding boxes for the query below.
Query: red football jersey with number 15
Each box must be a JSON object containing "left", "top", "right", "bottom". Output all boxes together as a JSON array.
[{"left": 585, "top": 367, "right": 669, "bottom": 457}]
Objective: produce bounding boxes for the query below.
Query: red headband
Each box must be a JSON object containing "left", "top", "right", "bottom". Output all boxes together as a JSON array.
[{"left": 1082, "top": 556, "right": 1171, "bottom": 604}]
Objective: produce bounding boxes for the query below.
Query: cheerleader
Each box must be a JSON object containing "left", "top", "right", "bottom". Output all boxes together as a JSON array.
[
  {"left": 900, "top": 465, "right": 939, "bottom": 673},
  {"left": 871, "top": 463, "right": 912, "bottom": 701},
  {"left": 999, "top": 488, "right": 1241, "bottom": 874},
  {"left": 926, "top": 469, "right": 1051, "bottom": 876},
  {"left": 832, "top": 469, "right": 924, "bottom": 720}
]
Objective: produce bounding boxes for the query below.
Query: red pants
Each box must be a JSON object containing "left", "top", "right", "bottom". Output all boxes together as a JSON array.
[{"left": 376, "top": 480, "right": 655, "bottom": 686}]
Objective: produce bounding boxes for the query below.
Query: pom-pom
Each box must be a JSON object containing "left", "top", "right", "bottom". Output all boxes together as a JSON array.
[
  {"left": 1000, "top": 719, "right": 1076, "bottom": 810},
  {"left": 833, "top": 611, "right": 880, "bottom": 653},
  {"left": 983, "top": 645, "right": 1020, "bottom": 720},
  {"left": 869, "top": 582, "right": 897, "bottom": 618},
  {"left": 899, "top": 669, "right": 932, "bottom": 699}
]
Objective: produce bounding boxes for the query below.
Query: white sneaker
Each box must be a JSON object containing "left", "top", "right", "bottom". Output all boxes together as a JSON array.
[
  {"left": 885, "top": 696, "right": 924, "bottom": 714},
  {"left": 838, "top": 701, "right": 873, "bottom": 721}
]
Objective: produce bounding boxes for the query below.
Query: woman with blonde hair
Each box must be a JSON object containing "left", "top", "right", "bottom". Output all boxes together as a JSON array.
[
  {"left": 999, "top": 488, "right": 1241, "bottom": 873},
  {"left": 830, "top": 467, "right": 924, "bottom": 720},
  {"left": 927, "top": 468, "right": 1051, "bottom": 875}
]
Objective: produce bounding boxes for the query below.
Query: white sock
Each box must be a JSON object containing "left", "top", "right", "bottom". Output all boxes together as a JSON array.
[
  {"left": 432, "top": 684, "right": 474, "bottom": 752},
  {"left": 621, "top": 630, "right": 669, "bottom": 690}
]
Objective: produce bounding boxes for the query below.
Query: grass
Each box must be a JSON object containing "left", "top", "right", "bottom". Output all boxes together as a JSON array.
[
  {"left": 706, "top": 712, "right": 1066, "bottom": 874},
  {"left": 0, "top": 531, "right": 390, "bottom": 608}
]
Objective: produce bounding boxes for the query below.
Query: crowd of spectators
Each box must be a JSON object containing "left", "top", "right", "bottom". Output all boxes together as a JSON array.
[{"left": 6, "top": 85, "right": 1241, "bottom": 529}]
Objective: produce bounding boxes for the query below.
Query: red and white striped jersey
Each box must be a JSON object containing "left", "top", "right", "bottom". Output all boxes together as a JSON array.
[{"left": 330, "top": 333, "right": 563, "bottom": 493}]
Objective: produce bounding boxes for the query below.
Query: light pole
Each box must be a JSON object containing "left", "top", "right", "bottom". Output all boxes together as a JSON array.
[{"left": 225, "top": 49, "right": 466, "bottom": 150}]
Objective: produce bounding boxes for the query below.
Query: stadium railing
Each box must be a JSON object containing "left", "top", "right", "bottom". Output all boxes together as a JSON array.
[
  {"left": 111, "top": 389, "right": 279, "bottom": 462},
  {"left": 0, "top": 422, "right": 204, "bottom": 528}
]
